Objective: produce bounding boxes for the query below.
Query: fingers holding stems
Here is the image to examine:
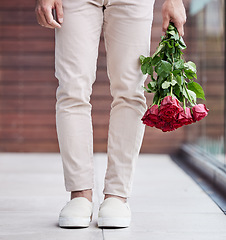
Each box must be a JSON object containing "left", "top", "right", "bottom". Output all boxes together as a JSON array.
[
  {"left": 162, "top": 0, "right": 187, "bottom": 36},
  {"left": 35, "top": 0, "right": 63, "bottom": 29}
]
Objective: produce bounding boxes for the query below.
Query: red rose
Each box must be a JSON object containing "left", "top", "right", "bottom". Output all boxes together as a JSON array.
[
  {"left": 155, "top": 119, "right": 179, "bottom": 132},
  {"left": 160, "top": 122, "right": 177, "bottom": 132},
  {"left": 141, "top": 104, "right": 159, "bottom": 127},
  {"left": 155, "top": 119, "right": 166, "bottom": 130},
  {"left": 177, "top": 107, "right": 194, "bottom": 126},
  {"left": 157, "top": 107, "right": 194, "bottom": 132},
  {"left": 160, "top": 96, "right": 181, "bottom": 108},
  {"left": 192, "top": 104, "right": 209, "bottom": 122},
  {"left": 171, "top": 120, "right": 184, "bottom": 130},
  {"left": 159, "top": 96, "right": 183, "bottom": 122}
]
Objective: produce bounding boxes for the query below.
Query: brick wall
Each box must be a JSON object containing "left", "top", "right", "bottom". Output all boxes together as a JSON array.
[{"left": 0, "top": 0, "right": 223, "bottom": 153}]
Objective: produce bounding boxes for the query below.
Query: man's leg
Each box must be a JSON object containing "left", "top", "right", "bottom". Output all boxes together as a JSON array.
[
  {"left": 103, "top": 0, "right": 155, "bottom": 200},
  {"left": 55, "top": 0, "right": 103, "bottom": 201}
]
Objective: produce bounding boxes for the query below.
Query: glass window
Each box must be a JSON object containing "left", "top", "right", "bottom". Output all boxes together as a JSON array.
[{"left": 184, "top": 0, "right": 225, "bottom": 169}]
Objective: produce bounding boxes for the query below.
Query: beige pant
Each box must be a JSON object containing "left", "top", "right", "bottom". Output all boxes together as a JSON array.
[{"left": 55, "top": 0, "right": 155, "bottom": 198}]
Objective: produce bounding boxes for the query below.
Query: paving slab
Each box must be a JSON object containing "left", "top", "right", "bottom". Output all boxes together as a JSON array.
[{"left": 0, "top": 153, "right": 225, "bottom": 240}]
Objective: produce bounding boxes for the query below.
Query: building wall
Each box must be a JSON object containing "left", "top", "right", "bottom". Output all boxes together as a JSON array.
[{"left": 0, "top": 0, "right": 221, "bottom": 153}]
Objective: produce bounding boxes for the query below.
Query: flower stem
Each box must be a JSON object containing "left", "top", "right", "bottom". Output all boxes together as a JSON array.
[
  {"left": 170, "top": 85, "right": 173, "bottom": 96},
  {"left": 183, "top": 83, "right": 195, "bottom": 106},
  {"left": 157, "top": 97, "right": 161, "bottom": 106},
  {"left": 183, "top": 97, "right": 186, "bottom": 113}
]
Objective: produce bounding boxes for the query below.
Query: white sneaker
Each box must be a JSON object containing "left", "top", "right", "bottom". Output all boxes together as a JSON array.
[
  {"left": 98, "top": 197, "right": 131, "bottom": 228},
  {"left": 59, "top": 197, "right": 93, "bottom": 228}
]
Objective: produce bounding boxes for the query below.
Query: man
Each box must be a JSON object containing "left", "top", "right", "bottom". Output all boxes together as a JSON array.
[{"left": 35, "top": 0, "right": 186, "bottom": 228}]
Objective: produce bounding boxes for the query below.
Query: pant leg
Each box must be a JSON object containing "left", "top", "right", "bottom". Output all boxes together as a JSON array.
[
  {"left": 55, "top": 0, "right": 103, "bottom": 192},
  {"left": 103, "top": 0, "right": 155, "bottom": 198}
]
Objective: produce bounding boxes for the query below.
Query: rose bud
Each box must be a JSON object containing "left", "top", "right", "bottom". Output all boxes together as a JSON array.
[
  {"left": 159, "top": 96, "right": 183, "bottom": 121},
  {"left": 177, "top": 107, "right": 194, "bottom": 125},
  {"left": 141, "top": 104, "right": 159, "bottom": 127},
  {"left": 192, "top": 104, "right": 209, "bottom": 122}
]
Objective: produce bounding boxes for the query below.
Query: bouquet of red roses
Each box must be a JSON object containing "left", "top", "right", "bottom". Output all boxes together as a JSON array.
[{"left": 140, "top": 23, "right": 209, "bottom": 132}]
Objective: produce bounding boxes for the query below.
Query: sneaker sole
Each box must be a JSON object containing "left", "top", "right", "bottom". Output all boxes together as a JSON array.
[
  {"left": 97, "top": 217, "right": 131, "bottom": 228},
  {"left": 59, "top": 216, "right": 91, "bottom": 228}
]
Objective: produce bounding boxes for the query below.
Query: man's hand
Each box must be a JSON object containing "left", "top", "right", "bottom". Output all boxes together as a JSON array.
[
  {"left": 162, "top": 0, "right": 186, "bottom": 36},
  {"left": 35, "top": 0, "right": 63, "bottom": 29}
]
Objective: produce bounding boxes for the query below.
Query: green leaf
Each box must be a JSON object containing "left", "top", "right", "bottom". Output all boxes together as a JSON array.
[
  {"left": 165, "top": 51, "right": 173, "bottom": 63},
  {"left": 142, "top": 57, "right": 151, "bottom": 64},
  {"left": 187, "top": 81, "right": 205, "bottom": 100},
  {"left": 167, "top": 30, "right": 176, "bottom": 36},
  {"left": 157, "top": 76, "right": 164, "bottom": 87},
  {"left": 179, "top": 37, "right": 187, "bottom": 49},
  {"left": 140, "top": 56, "right": 152, "bottom": 71},
  {"left": 142, "top": 86, "right": 152, "bottom": 93},
  {"left": 162, "top": 81, "right": 171, "bottom": 89},
  {"left": 168, "top": 30, "right": 179, "bottom": 41},
  {"left": 167, "top": 24, "right": 175, "bottom": 31},
  {"left": 171, "top": 79, "right": 177, "bottom": 86},
  {"left": 152, "top": 42, "right": 165, "bottom": 58},
  {"left": 141, "top": 62, "right": 149, "bottom": 75},
  {"left": 147, "top": 81, "right": 156, "bottom": 91},
  {"left": 164, "top": 40, "right": 173, "bottom": 49},
  {"left": 174, "top": 59, "right": 184, "bottom": 70},
  {"left": 151, "top": 56, "right": 161, "bottom": 66},
  {"left": 155, "top": 60, "right": 172, "bottom": 78},
  {"left": 174, "top": 32, "right": 180, "bottom": 41},
  {"left": 140, "top": 55, "right": 145, "bottom": 64},
  {"left": 184, "top": 69, "right": 197, "bottom": 79},
  {"left": 175, "top": 75, "right": 181, "bottom": 85},
  {"left": 183, "top": 87, "right": 197, "bottom": 104},
  {"left": 160, "top": 60, "right": 172, "bottom": 72},
  {"left": 187, "top": 89, "right": 197, "bottom": 103},
  {"left": 184, "top": 61, "right": 197, "bottom": 73},
  {"left": 172, "top": 69, "right": 180, "bottom": 75},
  {"left": 147, "top": 65, "right": 153, "bottom": 76},
  {"left": 178, "top": 42, "right": 186, "bottom": 50}
]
